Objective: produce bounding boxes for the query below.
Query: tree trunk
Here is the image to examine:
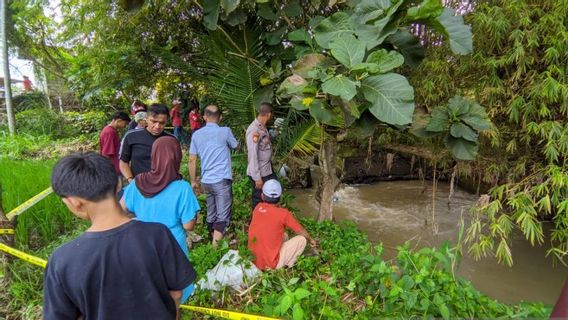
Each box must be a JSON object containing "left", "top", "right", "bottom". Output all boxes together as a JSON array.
[
  {"left": 317, "top": 131, "right": 340, "bottom": 222},
  {"left": 1, "top": 0, "right": 16, "bottom": 135}
]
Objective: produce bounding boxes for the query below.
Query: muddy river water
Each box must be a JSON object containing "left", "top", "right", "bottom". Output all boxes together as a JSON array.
[{"left": 289, "top": 180, "right": 567, "bottom": 305}]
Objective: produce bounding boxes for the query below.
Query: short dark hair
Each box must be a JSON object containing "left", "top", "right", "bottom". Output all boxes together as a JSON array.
[
  {"left": 51, "top": 153, "right": 118, "bottom": 201},
  {"left": 204, "top": 105, "right": 221, "bottom": 119},
  {"left": 263, "top": 195, "right": 280, "bottom": 204},
  {"left": 148, "top": 103, "right": 169, "bottom": 117},
  {"left": 112, "top": 111, "right": 131, "bottom": 122},
  {"left": 259, "top": 102, "right": 273, "bottom": 116}
]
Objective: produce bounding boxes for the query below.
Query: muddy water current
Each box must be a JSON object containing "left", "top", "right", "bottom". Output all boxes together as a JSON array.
[{"left": 289, "top": 180, "right": 567, "bottom": 304}]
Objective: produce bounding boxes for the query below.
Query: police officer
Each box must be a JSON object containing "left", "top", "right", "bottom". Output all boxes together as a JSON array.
[{"left": 246, "top": 102, "right": 277, "bottom": 210}]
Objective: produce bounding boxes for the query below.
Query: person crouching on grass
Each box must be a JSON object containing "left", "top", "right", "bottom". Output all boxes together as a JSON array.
[
  {"left": 248, "top": 179, "right": 317, "bottom": 270},
  {"left": 44, "top": 152, "right": 196, "bottom": 320}
]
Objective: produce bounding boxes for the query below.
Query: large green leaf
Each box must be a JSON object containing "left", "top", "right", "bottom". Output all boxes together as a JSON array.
[
  {"left": 353, "top": 0, "right": 391, "bottom": 24},
  {"left": 290, "top": 96, "right": 309, "bottom": 111},
  {"left": 366, "top": 49, "right": 404, "bottom": 73},
  {"left": 322, "top": 75, "right": 357, "bottom": 101},
  {"left": 406, "top": 0, "right": 444, "bottom": 21},
  {"left": 203, "top": 0, "right": 221, "bottom": 30},
  {"left": 410, "top": 106, "right": 438, "bottom": 137},
  {"left": 329, "top": 34, "right": 366, "bottom": 68},
  {"left": 447, "top": 95, "right": 472, "bottom": 116},
  {"left": 461, "top": 103, "right": 491, "bottom": 131},
  {"left": 314, "top": 12, "right": 354, "bottom": 49},
  {"left": 353, "top": 0, "right": 403, "bottom": 50},
  {"left": 435, "top": 8, "right": 473, "bottom": 55},
  {"left": 309, "top": 100, "right": 336, "bottom": 125},
  {"left": 450, "top": 123, "right": 478, "bottom": 142},
  {"left": 288, "top": 29, "right": 311, "bottom": 43},
  {"left": 425, "top": 107, "right": 449, "bottom": 132},
  {"left": 386, "top": 30, "right": 425, "bottom": 68},
  {"left": 220, "top": 0, "right": 239, "bottom": 15},
  {"left": 361, "top": 73, "right": 415, "bottom": 125},
  {"left": 446, "top": 136, "right": 478, "bottom": 160}
]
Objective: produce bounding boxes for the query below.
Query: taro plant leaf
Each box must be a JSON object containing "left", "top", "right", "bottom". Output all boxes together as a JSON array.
[
  {"left": 435, "top": 8, "right": 473, "bottom": 55},
  {"left": 284, "top": 1, "right": 302, "bottom": 18},
  {"left": 366, "top": 49, "right": 404, "bottom": 73},
  {"left": 309, "top": 100, "right": 336, "bottom": 125},
  {"left": 322, "top": 75, "right": 357, "bottom": 101},
  {"left": 446, "top": 136, "right": 478, "bottom": 160},
  {"left": 386, "top": 29, "right": 425, "bottom": 67},
  {"left": 425, "top": 107, "right": 449, "bottom": 132},
  {"left": 361, "top": 73, "right": 415, "bottom": 125},
  {"left": 203, "top": 0, "right": 221, "bottom": 30},
  {"left": 329, "top": 34, "right": 366, "bottom": 68},
  {"left": 220, "top": 0, "right": 239, "bottom": 15},
  {"left": 292, "top": 54, "right": 327, "bottom": 78},
  {"left": 450, "top": 123, "right": 478, "bottom": 142},
  {"left": 314, "top": 12, "right": 354, "bottom": 49},
  {"left": 406, "top": 0, "right": 444, "bottom": 21}
]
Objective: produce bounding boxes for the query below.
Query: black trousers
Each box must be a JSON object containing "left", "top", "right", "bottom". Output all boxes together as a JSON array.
[{"left": 249, "top": 173, "right": 277, "bottom": 211}]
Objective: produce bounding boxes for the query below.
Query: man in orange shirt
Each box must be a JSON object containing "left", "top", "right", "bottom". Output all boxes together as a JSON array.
[{"left": 248, "top": 180, "right": 317, "bottom": 270}]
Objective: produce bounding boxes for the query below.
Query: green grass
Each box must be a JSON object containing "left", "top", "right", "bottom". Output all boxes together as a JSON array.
[{"left": 0, "top": 159, "right": 78, "bottom": 248}]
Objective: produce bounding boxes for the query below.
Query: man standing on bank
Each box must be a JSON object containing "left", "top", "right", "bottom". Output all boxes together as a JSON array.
[
  {"left": 120, "top": 103, "right": 172, "bottom": 183},
  {"left": 189, "top": 105, "right": 238, "bottom": 247},
  {"left": 246, "top": 102, "right": 277, "bottom": 211}
]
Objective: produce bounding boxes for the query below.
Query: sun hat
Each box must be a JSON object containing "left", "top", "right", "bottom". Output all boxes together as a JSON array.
[
  {"left": 172, "top": 99, "right": 182, "bottom": 105},
  {"left": 262, "top": 179, "right": 282, "bottom": 198},
  {"left": 134, "top": 111, "right": 147, "bottom": 122}
]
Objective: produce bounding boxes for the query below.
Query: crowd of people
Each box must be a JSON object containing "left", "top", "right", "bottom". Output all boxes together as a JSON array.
[{"left": 43, "top": 100, "right": 316, "bottom": 319}]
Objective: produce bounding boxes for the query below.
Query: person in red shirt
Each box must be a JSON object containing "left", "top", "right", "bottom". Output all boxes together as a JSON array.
[
  {"left": 23, "top": 76, "right": 33, "bottom": 91},
  {"left": 189, "top": 104, "right": 202, "bottom": 133},
  {"left": 248, "top": 180, "right": 317, "bottom": 270},
  {"left": 99, "top": 111, "right": 130, "bottom": 175},
  {"left": 170, "top": 100, "right": 184, "bottom": 142}
]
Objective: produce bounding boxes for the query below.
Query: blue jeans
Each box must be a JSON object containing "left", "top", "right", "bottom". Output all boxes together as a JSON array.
[
  {"left": 201, "top": 179, "right": 232, "bottom": 234},
  {"left": 173, "top": 126, "right": 186, "bottom": 143}
]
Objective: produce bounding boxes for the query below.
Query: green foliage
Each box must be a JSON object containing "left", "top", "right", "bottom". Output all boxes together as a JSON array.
[
  {"left": 410, "top": 0, "right": 568, "bottom": 265},
  {"left": 2, "top": 156, "right": 550, "bottom": 319},
  {"left": 412, "top": 96, "right": 491, "bottom": 160}
]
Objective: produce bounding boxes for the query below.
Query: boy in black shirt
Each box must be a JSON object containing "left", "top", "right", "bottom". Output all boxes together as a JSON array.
[{"left": 44, "top": 152, "right": 196, "bottom": 320}]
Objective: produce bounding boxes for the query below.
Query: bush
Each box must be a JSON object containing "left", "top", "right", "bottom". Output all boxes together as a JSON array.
[
  {"left": 13, "top": 91, "right": 50, "bottom": 112},
  {"left": 63, "top": 110, "right": 108, "bottom": 135},
  {"left": 15, "top": 109, "right": 65, "bottom": 138}
]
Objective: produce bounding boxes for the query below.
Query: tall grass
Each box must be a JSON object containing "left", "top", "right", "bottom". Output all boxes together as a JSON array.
[{"left": 0, "top": 159, "right": 76, "bottom": 248}]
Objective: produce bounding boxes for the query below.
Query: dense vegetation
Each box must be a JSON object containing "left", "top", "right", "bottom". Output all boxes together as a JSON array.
[
  {"left": 0, "top": 155, "right": 551, "bottom": 319},
  {"left": 408, "top": 0, "right": 568, "bottom": 265}
]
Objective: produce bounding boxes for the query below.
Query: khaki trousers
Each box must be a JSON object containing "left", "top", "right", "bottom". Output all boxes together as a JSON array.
[{"left": 276, "top": 235, "right": 307, "bottom": 269}]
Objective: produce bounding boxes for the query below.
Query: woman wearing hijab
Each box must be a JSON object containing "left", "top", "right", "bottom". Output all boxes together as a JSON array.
[{"left": 121, "top": 135, "right": 200, "bottom": 303}]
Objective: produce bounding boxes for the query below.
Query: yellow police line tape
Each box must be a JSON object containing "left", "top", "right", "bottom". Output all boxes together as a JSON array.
[
  {"left": 6, "top": 187, "right": 53, "bottom": 221},
  {"left": 0, "top": 228, "right": 15, "bottom": 235},
  {"left": 0, "top": 242, "right": 279, "bottom": 320}
]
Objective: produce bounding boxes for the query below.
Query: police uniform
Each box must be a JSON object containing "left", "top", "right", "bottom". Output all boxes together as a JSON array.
[{"left": 246, "top": 119, "right": 277, "bottom": 210}]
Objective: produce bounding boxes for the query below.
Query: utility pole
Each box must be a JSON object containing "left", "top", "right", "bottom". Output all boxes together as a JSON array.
[{"left": 1, "top": 0, "right": 16, "bottom": 135}]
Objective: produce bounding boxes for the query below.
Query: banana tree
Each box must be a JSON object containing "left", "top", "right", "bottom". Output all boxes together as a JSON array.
[{"left": 277, "top": 0, "right": 477, "bottom": 221}]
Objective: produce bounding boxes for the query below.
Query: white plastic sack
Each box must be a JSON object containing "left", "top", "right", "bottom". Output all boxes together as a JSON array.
[{"left": 197, "top": 249, "right": 260, "bottom": 291}]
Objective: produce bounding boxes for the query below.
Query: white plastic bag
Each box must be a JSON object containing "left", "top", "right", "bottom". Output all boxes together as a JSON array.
[{"left": 197, "top": 249, "right": 260, "bottom": 291}]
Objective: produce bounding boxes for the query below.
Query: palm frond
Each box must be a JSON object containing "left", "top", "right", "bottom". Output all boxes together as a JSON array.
[{"left": 199, "top": 24, "right": 272, "bottom": 135}]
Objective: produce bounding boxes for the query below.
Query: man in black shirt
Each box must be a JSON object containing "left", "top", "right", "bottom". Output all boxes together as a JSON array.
[
  {"left": 44, "top": 153, "right": 196, "bottom": 320},
  {"left": 120, "top": 103, "right": 171, "bottom": 182}
]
